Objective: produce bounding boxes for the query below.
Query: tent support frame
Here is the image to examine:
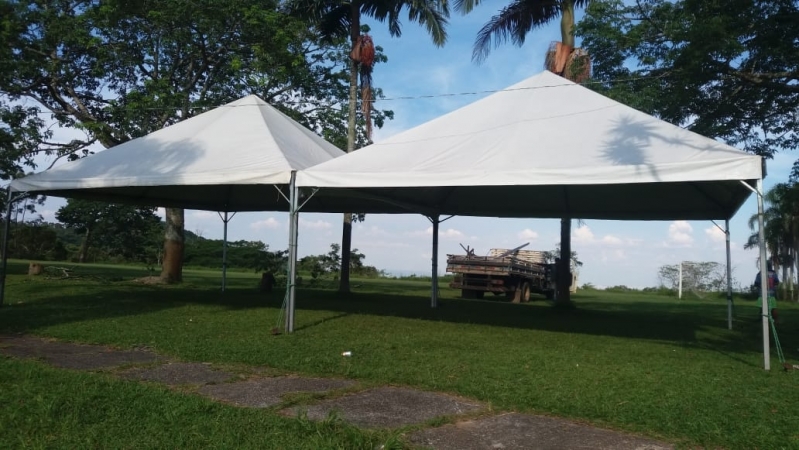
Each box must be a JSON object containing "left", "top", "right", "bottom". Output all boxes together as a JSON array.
[
  {"left": 285, "top": 172, "right": 300, "bottom": 333},
  {"left": 710, "top": 219, "right": 734, "bottom": 330},
  {"left": 740, "top": 179, "right": 770, "bottom": 370},
  {"left": 426, "top": 214, "right": 454, "bottom": 308},
  {"left": 217, "top": 210, "right": 237, "bottom": 292},
  {"left": 0, "top": 188, "right": 19, "bottom": 307}
]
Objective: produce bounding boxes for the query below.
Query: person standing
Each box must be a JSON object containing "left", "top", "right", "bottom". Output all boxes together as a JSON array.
[{"left": 754, "top": 262, "right": 780, "bottom": 324}]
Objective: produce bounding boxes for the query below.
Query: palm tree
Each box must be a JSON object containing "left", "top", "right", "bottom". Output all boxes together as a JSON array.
[
  {"left": 455, "top": 0, "right": 591, "bottom": 305},
  {"left": 745, "top": 183, "right": 799, "bottom": 300},
  {"left": 288, "top": 0, "right": 449, "bottom": 293}
]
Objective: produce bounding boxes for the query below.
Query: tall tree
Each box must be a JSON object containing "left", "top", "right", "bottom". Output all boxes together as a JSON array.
[
  {"left": 2, "top": 0, "right": 378, "bottom": 282},
  {"left": 745, "top": 183, "right": 799, "bottom": 300},
  {"left": 288, "top": 0, "right": 450, "bottom": 293},
  {"left": 578, "top": 0, "right": 799, "bottom": 159},
  {"left": 456, "top": 0, "right": 591, "bottom": 306},
  {"left": 55, "top": 199, "right": 161, "bottom": 263}
]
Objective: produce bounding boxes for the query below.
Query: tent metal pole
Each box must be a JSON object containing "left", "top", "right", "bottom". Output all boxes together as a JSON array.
[
  {"left": 0, "top": 189, "right": 13, "bottom": 307},
  {"left": 756, "top": 179, "right": 770, "bottom": 370},
  {"left": 286, "top": 172, "right": 299, "bottom": 333},
  {"left": 725, "top": 219, "right": 733, "bottom": 330},
  {"left": 431, "top": 215, "right": 440, "bottom": 308},
  {"left": 222, "top": 211, "right": 229, "bottom": 292}
]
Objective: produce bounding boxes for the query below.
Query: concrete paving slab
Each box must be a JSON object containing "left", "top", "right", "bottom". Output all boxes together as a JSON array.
[
  {"left": 285, "top": 387, "right": 483, "bottom": 429},
  {"left": 198, "top": 376, "right": 356, "bottom": 408},
  {"left": 121, "top": 362, "right": 235, "bottom": 386},
  {"left": 408, "top": 413, "right": 673, "bottom": 450},
  {"left": 0, "top": 334, "right": 159, "bottom": 370}
]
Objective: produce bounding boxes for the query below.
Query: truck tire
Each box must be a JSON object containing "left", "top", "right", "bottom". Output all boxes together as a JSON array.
[
  {"left": 521, "top": 282, "right": 531, "bottom": 303},
  {"left": 511, "top": 284, "right": 522, "bottom": 303},
  {"left": 462, "top": 289, "right": 475, "bottom": 299}
]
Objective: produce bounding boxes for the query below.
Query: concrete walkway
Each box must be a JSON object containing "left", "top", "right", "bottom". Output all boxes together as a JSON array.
[{"left": 0, "top": 334, "right": 673, "bottom": 450}]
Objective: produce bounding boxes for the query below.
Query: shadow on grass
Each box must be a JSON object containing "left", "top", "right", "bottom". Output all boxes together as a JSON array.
[{"left": 1, "top": 270, "right": 794, "bottom": 360}]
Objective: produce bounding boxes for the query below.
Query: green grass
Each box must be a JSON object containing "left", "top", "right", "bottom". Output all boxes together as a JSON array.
[
  {"left": 0, "top": 358, "right": 399, "bottom": 449},
  {"left": 2, "top": 260, "right": 799, "bottom": 449}
]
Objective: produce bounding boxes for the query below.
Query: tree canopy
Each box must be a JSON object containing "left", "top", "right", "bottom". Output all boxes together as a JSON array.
[{"left": 578, "top": 0, "right": 799, "bottom": 158}]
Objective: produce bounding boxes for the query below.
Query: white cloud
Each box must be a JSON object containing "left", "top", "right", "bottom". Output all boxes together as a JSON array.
[
  {"left": 191, "top": 211, "right": 217, "bottom": 220},
  {"left": 705, "top": 226, "right": 726, "bottom": 244},
  {"left": 250, "top": 217, "right": 281, "bottom": 230},
  {"left": 39, "top": 209, "right": 56, "bottom": 222},
  {"left": 601, "top": 235, "right": 624, "bottom": 245},
  {"left": 517, "top": 228, "right": 539, "bottom": 240},
  {"left": 156, "top": 208, "right": 166, "bottom": 218},
  {"left": 573, "top": 225, "right": 595, "bottom": 243},
  {"left": 299, "top": 218, "right": 332, "bottom": 230},
  {"left": 440, "top": 228, "right": 466, "bottom": 239},
  {"left": 667, "top": 221, "right": 694, "bottom": 247},
  {"left": 408, "top": 226, "right": 468, "bottom": 240},
  {"left": 572, "top": 225, "right": 627, "bottom": 246}
]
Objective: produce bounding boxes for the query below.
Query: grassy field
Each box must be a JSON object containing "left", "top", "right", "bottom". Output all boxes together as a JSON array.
[{"left": 1, "top": 260, "right": 798, "bottom": 449}]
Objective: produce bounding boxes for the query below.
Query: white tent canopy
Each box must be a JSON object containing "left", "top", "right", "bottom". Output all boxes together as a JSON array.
[
  {"left": 295, "top": 71, "right": 772, "bottom": 370},
  {"left": 296, "top": 71, "right": 762, "bottom": 220},
  {"left": 11, "top": 95, "right": 345, "bottom": 211},
  {"left": 4, "top": 94, "right": 348, "bottom": 320}
]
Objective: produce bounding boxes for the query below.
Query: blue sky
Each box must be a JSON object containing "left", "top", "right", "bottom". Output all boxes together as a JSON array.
[{"left": 32, "top": 4, "right": 793, "bottom": 289}]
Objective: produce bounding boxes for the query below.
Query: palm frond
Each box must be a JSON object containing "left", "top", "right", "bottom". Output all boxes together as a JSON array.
[{"left": 472, "top": 0, "right": 562, "bottom": 63}]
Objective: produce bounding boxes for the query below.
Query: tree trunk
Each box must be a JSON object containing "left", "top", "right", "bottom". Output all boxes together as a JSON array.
[
  {"left": 339, "top": 4, "right": 361, "bottom": 295},
  {"left": 560, "top": 0, "right": 575, "bottom": 48},
  {"left": 78, "top": 228, "right": 91, "bottom": 263},
  {"left": 558, "top": 218, "right": 573, "bottom": 306},
  {"left": 160, "top": 207, "right": 184, "bottom": 283}
]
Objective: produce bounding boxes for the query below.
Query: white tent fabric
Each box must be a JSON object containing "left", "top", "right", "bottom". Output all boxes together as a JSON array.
[
  {"left": 11, "top": 95, "right": 345, "bottom": 211},
  {"left": 296, "top": 71, "right": 762, "bottom": 220}
]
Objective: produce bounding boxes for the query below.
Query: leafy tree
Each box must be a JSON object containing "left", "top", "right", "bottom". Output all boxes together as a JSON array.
[
  {"left": 55, "top": 199, "right": 161, "bottom": 263},
  {"left": 578, "top": 0, "right": 799, "bottom": 159},
  {"left": 456, "top": 0, "right": 592, "bottom": 306},
  {"left": 658, "top": 262, "right": 727, "bottom": 297},
  {"left": 1, "top": 0, "right": 378, "bottom": 283},
  {"left": 7, "top": 221, "right": 67, "bottom": 261},
  {"left": 744, "top": 182, "right": 799, "bottom": 300},
  {"left": 288, "top": 0, "right": 450, "bottom": 294}
]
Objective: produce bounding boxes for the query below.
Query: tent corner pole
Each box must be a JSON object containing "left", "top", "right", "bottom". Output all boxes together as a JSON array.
[
  {"left": 756, "top": 179, "right": 770, "bottom": 371},
  {"left": 222, "top": 211, "right": 228, "bottom": 292},
  {"left": 0, "top": 188, "right": 14, "bottom": 307},
  {"left": 286, "top": 173, "right": 299, "bottom": 333},
  {"left": 725, "top": 219, "right": 733, "bottom": 330},
  {"left": 431, "top": 215, "right": 440, "bottom": 308}
]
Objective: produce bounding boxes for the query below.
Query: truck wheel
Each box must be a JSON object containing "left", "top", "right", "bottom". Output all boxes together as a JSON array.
[
  {"left": 511, "top": 284, "right": 522, "bottom": 303},
  {"left": 475, "top": 291, "right": 485, "bottom": 299},
  {"left": 521, "top": 282, "right": 531, "bottom": 303}
]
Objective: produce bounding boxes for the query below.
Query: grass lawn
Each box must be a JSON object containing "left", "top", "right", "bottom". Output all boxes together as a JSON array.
[{"left": 2, "top": 260, "right": 799, "bottom": 449}]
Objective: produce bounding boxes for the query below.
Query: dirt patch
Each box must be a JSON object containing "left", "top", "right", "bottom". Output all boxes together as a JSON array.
[
  {"left": 199, "top": 376, "right": 356, "bottom": 408},
  {"left": 121, "top": 362, "right": 234, "bottom": 386},
  {"left": 408, "top": 413, "right": 673, "bottom": 450},
  {"left": 284, "top": 387, "right": 483, "bottom": 429},
  {"left": 133, "top": 276, "right": 168, "bottom": 285},
  {"left": 0, "top": 334, "right": 159, "bottom": 370}
]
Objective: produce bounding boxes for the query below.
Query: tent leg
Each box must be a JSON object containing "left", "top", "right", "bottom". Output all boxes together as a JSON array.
[
  {"left": 286, "top": 172, "right": 299, "bottom": 333},
  {"left": 0, "top": 189, "right": 13, "bottom": 307},
  {"left": 222, "top": 211, "right": 228, "bottom": 292},
  {"left": 431, "top": 215, "right": 440, "bottom": 308},
  {"left": 756, "top": 179, "right": 770, "bottom": 371},
  {"left": 725, "top": 219, "right": 733, "bottom": 330}
]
